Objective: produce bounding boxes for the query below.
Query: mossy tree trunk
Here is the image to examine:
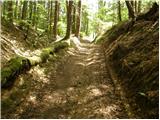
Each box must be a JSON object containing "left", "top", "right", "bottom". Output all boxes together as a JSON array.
[{"left": 1, "top": 41, "right": 69, "bottom": 88}]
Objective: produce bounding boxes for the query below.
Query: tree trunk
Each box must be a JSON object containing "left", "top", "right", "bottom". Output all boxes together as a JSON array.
[
  {"left": 125, "top": 1, "right": 135, "bottom": 19},
  {"left": 72, "top": 3, "right": 76, "bottom": 34},
  {"left": 63, "top": 0, "right": 73, "bottom": 40},
  {"left": 85, "top": 18, "right": 89, "bottom": 35},
  {"left": 18, "top": 1, "right": 22, "bottom": 19},
  {"left": 7, "top": 1, "right": 13, "bottom": 23},
  {"left": 14, "top": 0, "right": 18, "bottom": 19},
  {"left": 53, "top": 1, "right": 59, "bottom": 40},
  {"left": 75, "top": 0, "right": 81, "bottom": 38},
  {"left": 1, "top": 41, "right": 69, "bottom": 88},
  {"left": 32, "top": 1, "right": 37, "bottom": 30},
  {"left": 118, "top": 0, "right": 122, "bottom": 22},
  {"left": 21, "top": 1, "right": 28, "bottom": 20},
  {"left": 135, "top": 0, "right": 138, "bottom": 15},
  {"left": 49, "top": 1, "right": 53, "bottom": 38},
  {"left": 29, "top": 1, "right": 33, "bottom": 21},
  {"left": 138, "top": 0, "right": 142, "bottom": 13},
  {"left": 35, "top": 1, "right": 40, "bottom": 30}
]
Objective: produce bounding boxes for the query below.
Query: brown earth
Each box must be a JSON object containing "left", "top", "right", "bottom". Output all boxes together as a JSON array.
[{"left": 1, "top": 39, "right": 137, "bottom": 119}]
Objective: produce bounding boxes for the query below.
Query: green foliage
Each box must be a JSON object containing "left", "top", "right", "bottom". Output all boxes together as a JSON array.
[
  {"left": 58, "top": 21, "right": 66, "bottom": 36},
  {"left": 1, "top": 0, "right": 158, "bottom": 40}
]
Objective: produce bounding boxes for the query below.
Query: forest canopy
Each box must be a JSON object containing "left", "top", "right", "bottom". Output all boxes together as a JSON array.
[{"left": 1, "top": 0, "right": 158, "bottom": 41}]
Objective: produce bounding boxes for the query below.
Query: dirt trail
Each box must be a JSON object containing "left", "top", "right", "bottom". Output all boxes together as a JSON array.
[{"left": 2, "top": 40, "right": 130, "bottom": 119}]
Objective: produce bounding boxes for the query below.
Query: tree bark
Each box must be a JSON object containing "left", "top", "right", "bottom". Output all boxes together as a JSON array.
[
  {"left": 2, "top": 1, "right": 6, "bottom": 18},
  {"left": 135, "top": 0, "right": 138, "bottom": 14},
  {"left": 138, "top": 0, "right": 142, "bottom": 13},
  {"left": 32, "top": 1, "right": 36, "bottom": 27},
  {"left": 49, "top": 1, "right": 53, "bottom": 38},
  {"left": 75, "top": 0, "right": 81, "bottom": 37},
  {"left": 21, "top": 1, "right": 28, "bottom": 20},
  {"left": 118, "top": 0, "right": 122, "bottom": 22},
  {"left": 63, "top": 0, "right": 73, "bottom": 39},
  {"left": 29, "top": 1, "right": 33, "bottom": 21},
  {"left": 14, "top": 0, "right": 18, "bottom": 19},
  {"left": 53, "top": 1, "right": 59, "bottom": 40},
  {"left": 7, "top": 1, "right": 13, "bottom": 23},
  {"left": 72, "top": 3, "right": 76, "bottom": 34},
  {"left": 125, "top": 1, "right": 135, "bottom": 19}
]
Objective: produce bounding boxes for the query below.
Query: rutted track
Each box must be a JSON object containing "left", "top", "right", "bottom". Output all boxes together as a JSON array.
[{"left": 2, "top": 40, "right": 132, "bottom": 118}]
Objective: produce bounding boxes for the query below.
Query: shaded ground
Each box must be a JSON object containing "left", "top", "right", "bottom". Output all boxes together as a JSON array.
[{"left": 2, "top": 39, "right": 134, "bottom": 119}]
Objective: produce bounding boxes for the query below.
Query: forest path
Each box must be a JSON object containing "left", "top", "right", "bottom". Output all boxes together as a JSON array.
[{"left": 3, "top": 39, "right": 129, "bottom": 118}]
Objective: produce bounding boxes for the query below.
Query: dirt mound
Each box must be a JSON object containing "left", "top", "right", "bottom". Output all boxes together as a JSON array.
[{"left": 98, "top": 3, "right": 159, "bottom": 118}]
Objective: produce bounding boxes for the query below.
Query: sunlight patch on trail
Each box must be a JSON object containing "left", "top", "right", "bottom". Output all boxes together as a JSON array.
[
  {"left": 95, "top": 104, "right": 118, "bottom": 118},
  {"left": 29, "top": 65, "right": 49, "bottom": 84}
]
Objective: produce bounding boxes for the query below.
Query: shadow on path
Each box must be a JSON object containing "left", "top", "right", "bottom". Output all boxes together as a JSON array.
[{"left": 2, "top": 39, "right": 129, "bottom": 119}]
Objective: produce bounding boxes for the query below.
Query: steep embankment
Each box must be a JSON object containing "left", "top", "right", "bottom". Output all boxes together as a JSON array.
[
  {"left": 1, "top": 20, "right": 69, "bottom": 88},
  {"left": 97, "top": 3, "right": 159, "bottom": 118}
]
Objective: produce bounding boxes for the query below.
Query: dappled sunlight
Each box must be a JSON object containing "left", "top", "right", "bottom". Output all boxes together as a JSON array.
[
  {"left": 76, "top": 62, "right": 85, "bottom": 66},
  {"left": 94, "top": 104, "right": 118, "bottom": 118},
  {"left": 28, "top": 65, "right": 50, "bottom": 84},
  {"left": 89, "top": 87, "right": 102, "bottom": 97},
  {"left": 43, "top": 92, "right": 67, "bottom": 105},
  {"left": 70, "top": 37, "right": 82, "bottom": 48},
  {"left": 28, "top": 95, "right": 37, "bottom": 104}
]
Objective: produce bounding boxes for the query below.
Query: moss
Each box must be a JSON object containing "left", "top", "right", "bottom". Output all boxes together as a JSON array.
[
  {"left": 1, "top": 41, "right": 69, "bottom": 88},
  {"left": 40, "top": 48, "right": 52, "bottom": 62},
  {"left": 1, "top": 98, "right": 14, "bottom": 111},
  {"left": 53, "top": 41, "right": 69, "bottom": 52},
  {"left": 1, "top": 56, "right": 29, "bottom": 87}
]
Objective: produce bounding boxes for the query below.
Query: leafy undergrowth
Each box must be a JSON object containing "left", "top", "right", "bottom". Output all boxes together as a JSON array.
[{"left": 97, "top": 3, "right": 159, "bottom": 118}]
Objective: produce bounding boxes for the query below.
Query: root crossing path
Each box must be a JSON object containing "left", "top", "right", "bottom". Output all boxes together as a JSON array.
[{"left": 3, "top": 40, "right": 131, "bottom": 119}]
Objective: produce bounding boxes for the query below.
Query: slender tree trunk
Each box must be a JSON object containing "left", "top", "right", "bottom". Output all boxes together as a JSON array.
[
  {"left": 35, "top": 1, "right": 40, "bottom": 30},
  {"left": 125, "top": 1, "right": 135, "bottom": 19},
  {"left": 64, "top": 0, "right": 73, "bottom": 39},
  {"left": 138, "top": 0, "right": 142, "bottom": 13},
  {"left": 135, "top": 0, "right": 138, "bottom": 15},
  {"left": 75, "top": 0, "right": 81, "bottom": 37},
  {"left": 7, "top": 1, "right": 13, "bottom": 23},
  {"left": 32, "top": 1, "right": 37, "bottom": 27},
  {"left": 47, "top": 1, "right": 51, "bottom": 39},
  {"left": 2, "top": 1, "right": 6, "bottom": 18},
  {"left": 14, "top": 0, "right": 18, "bottom": 19},
  {"left": 130, "top": 1, "right": 134, "bottom": 8},
  {"left": 118, "top": 0, "right": 122, "bottom": 22},
  {"left": 21, "top": 1, "right": 28, "bottom": 20},
  {"left": 18, "top": 1, "right": 22, "bottom": 19},
  {"left": 86, "top": 19, "right": 89, "bottom": 35},
  {"left": 72, "top": 3, "right": 76, "bottom": 34},
  {"left": 29, "top": 1, "right": 33, "bottom": 21},
  {"left": 50, "top": 1, "right": 53, "bottom": 36},
  {"left": 53, "top": 1, "right": 59, "bottom": 39}
]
